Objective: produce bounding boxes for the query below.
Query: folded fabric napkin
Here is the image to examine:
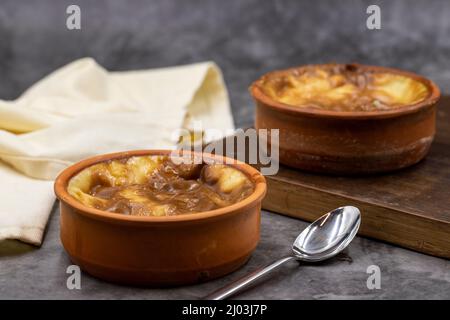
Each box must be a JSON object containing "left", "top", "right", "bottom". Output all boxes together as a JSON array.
[{"left": 0, "top": 58, "right": 234, "bottom": 245}]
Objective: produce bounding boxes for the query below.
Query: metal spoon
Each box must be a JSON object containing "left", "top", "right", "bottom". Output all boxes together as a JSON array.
[{"left": 203, "top": 206, "right": 361, "bottom": 300}]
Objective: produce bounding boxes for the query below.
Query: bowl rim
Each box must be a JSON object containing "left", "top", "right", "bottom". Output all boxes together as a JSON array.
[
  {"left": 54, "top": 149, "right": 267, "bottom": 224},
  {"left": 250, "top": 63, "right": 441, "bottom": 120}
]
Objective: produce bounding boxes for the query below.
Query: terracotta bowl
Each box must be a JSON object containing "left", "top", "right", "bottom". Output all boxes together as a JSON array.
[
  {"left": 54, "top": 150, "right": 266, "bottom": 286},
  {"left": 251, "top": 64, "right": 441, "bottom": 174}
]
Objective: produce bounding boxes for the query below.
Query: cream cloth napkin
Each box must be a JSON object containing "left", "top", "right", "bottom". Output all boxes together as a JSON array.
[{"left": 0, "top": 58, "right": 234, "bottom": 245}]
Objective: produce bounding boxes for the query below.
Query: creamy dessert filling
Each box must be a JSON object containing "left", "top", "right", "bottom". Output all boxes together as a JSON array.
[
  {"left": 67, "top": 155, "right": 254, "bottom": 216},
  {"left": 258, "top": 64, "right": 430, "bottom": 112}
]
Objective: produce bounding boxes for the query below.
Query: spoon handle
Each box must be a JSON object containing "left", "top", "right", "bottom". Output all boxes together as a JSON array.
[{"left": 203, "top": 255, "right": 296, "bottom": 300}]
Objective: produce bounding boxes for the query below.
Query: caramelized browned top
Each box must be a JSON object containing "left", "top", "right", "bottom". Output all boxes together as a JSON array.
[
  {"left": 67, "top": 156, "right": 254, "bottom": 216},
  {"left": 258, "top": 64, "right": 430, "bottom": 112}
]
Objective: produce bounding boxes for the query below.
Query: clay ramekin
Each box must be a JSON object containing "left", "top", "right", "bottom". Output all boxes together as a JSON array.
[
  {"left": 54, "top": 150, "right": 266, "bottom": 286},
  {"left": 251, "top": 64, "right": 441, "bottom": 174}
]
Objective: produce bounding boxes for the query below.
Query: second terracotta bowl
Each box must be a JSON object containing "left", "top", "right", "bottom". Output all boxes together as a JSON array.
[
  {"left": 54, "top": 150, "right": 266, "bottom": 286},
  {"left": 251, "top": 64, "right": 441, "bottom": 174}
]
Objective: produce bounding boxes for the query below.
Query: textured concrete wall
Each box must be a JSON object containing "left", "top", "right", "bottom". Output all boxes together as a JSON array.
[{"left": 1, "top": 0, "right": 449, "bottom": 126}]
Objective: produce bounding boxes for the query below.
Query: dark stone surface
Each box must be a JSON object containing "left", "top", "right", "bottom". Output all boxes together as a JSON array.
[
  {"left": 0, "top": 204, "right": 449, "bottom": 300},
  {"left": 0, "top": 0, "right": 449, "bottom": 299}
]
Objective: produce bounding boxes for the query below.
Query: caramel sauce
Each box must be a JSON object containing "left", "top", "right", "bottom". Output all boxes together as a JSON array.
[
  {"left": 67, "top": 156, "right": 254, "bottom": 216},
  {"left": 259, "top": 64, "right": 430, "bottom": 112}
]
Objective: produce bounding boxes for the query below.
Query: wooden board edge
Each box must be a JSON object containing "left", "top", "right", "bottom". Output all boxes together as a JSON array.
[
  {"left": 270, "top": 173, "right": 450, "bottom": 225},
  {"left": 263, "top": 178, "right": 450, "bottom": 259}
]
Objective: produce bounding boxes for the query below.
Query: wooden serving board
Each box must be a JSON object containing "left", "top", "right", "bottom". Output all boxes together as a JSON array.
[{"left": 262, "top": 96, "right": 450, "bottom": 259}]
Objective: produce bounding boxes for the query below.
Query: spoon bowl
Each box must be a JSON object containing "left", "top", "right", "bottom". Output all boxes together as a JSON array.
[{"left": 293, "top": 206, "right": 361, "bottom": 261}]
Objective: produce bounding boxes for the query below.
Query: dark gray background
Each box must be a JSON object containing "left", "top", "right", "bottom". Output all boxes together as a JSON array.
[
  {"left": 0, "top": 0, "right": 449, "bottom": 300},
  {"left": 1, "top": 0, "right": 449, "bottom": 127}
]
